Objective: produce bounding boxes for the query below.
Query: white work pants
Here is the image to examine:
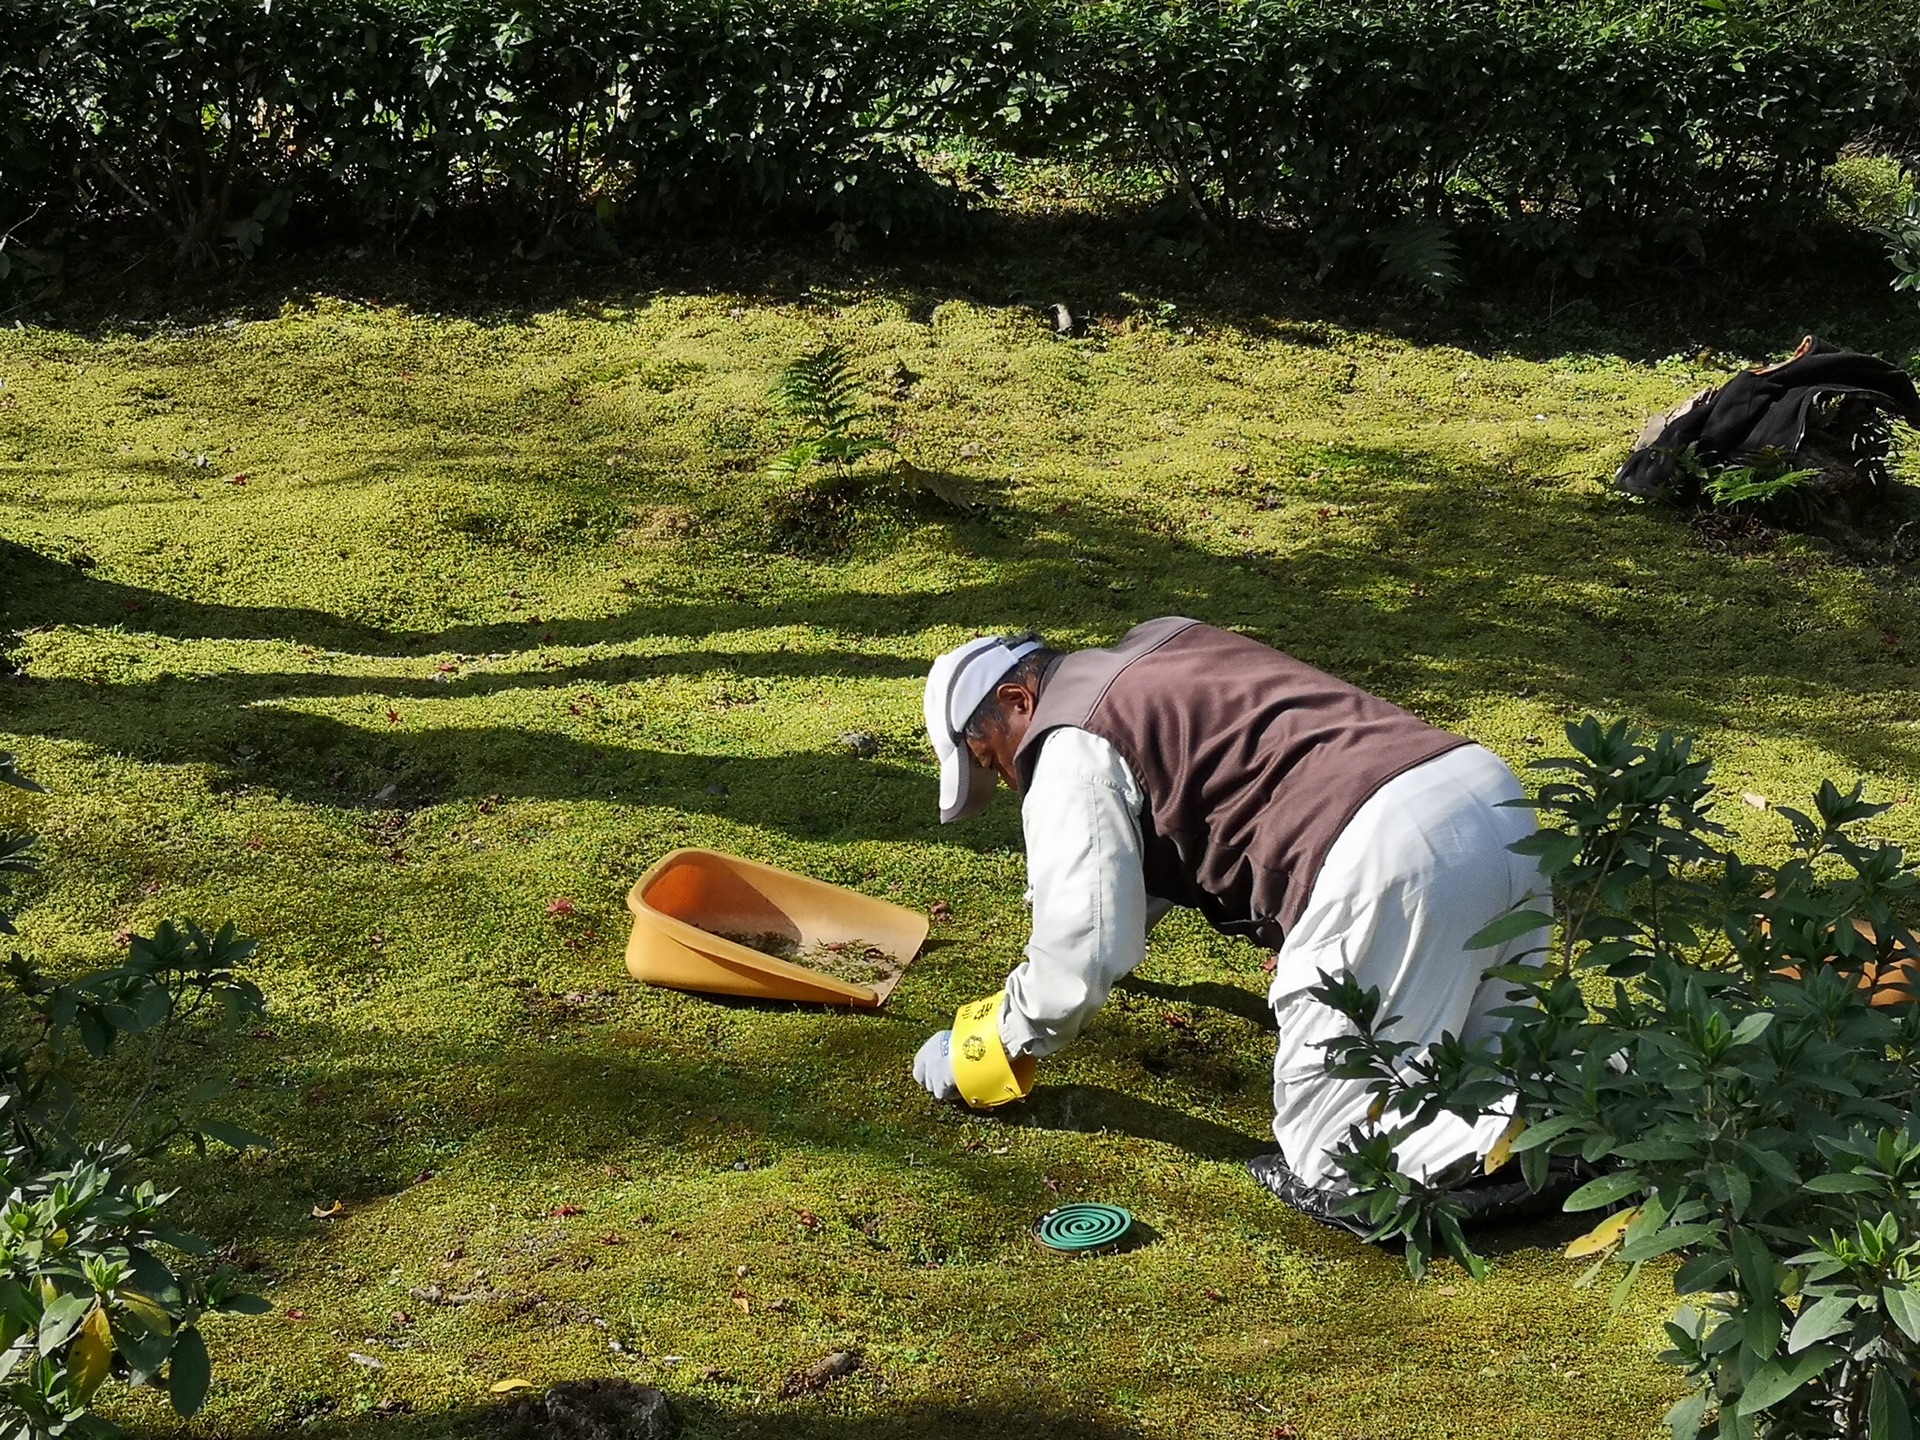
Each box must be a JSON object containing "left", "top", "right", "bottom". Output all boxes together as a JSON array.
[{"left": 1267, "top": 743, "right": 1547, "bottom": 1191}]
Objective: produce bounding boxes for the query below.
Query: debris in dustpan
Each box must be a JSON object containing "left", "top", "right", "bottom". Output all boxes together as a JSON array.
[
  {"left": 625, "top": 849, "right": 929, "bottom": 1005},
  {"left": 713, "top": 931, "right": 900, "bottom": 989},
  {"left": 715, "top": 930, "right": 797, "bottom": 959}
]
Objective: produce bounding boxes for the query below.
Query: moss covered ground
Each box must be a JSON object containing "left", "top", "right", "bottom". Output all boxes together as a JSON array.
[{"left": 4, "top": 241, "right": 1920, "bottom": 1439}]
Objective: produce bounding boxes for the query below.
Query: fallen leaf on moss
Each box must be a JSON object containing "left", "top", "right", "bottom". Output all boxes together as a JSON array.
[
  {"left": 311, "top": 1200, "right": 344, "bottom": 1220},
  {"left": 779, "top": 1350, "right": 859, "bottom": 1398},
  {"left": 490, "top": 1379, "right": 534, "bottom": 1394}
]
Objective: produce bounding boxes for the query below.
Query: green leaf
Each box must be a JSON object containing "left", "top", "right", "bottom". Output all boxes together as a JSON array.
[
  {"left": 1872, "top": 1364, "right": 1915, "bottom": 1440},
  {"left": 1618, "top": 1223, "right": 1718, "bottom": 1264},
  {"left": 76, "top": 1010, "right": 111, "bottom": 1059},
  {"left": 117, "top": 1289, "right": 174, "bottom": 1337},
  {"left": 1666, "top": 1390, "right": 1709, "bottom": 1440},
  {"left": 168, "top": 1326, "right": 210, "bottom": 1417},
  {"left": 1884, "top": 1284, "right": 1920, "bottom": 1344},
  {"left": 1729, "top": 1012, "right": 1773, "bottom": 1047},
  {"left": 112, "top": 1316, "right": 171, "bottom": 1383},
  {"left": 1731, "top": 1228, "right": 1775, "bottom": 1302},
  {"left": 1607, "top": 1258, "right": 1646, "bottom": 1312},
  {"left": 149, "top": 1222, "right": 212, "bottom": 1256},
  {"left": 1564, "top": 1170, "right": 1645, "bottom": 1212},
  {"left": 37, "top": 1293, "right": 92, "bottom": 1354},
  {"left": 1615, "top": 1138, "right": 1704, "bottom": 1163},
  {"left": 1788, "top": 1293, "right": 1855, "bottom": 1352},
  {"left": 1675, "top": 1253, "right": 1734, "bottom": 1295},
  {"left": 1510, "top": 1113, "right": 1586, "bottom": 1152},
  {"left": 131, "top": 980, "right": 171, "bottom": 1030},
  {"left": 194, "top": 1120, "right": 273, "bottom": 1152},
  {"left": 1737, "top": 1344, "right": 1841, "bottom": 1415},
  {"left": 1723, "top": 1163, "right": 1753, "bottom": 1219},
  {"left": 1741, "top": 1298, "right": 1782, "bottom": 1363},
  {"left": 1463, "top": 909, "right": 1556, "bottom": 951},
  {"left": 182, "top": 1078, "right": 230, "bottom": 1106},
  {"left": 1802, "top": 1173, "right": 1880, "bottom": 1194},
  {"left": 216, "top": 1292, "right": 271, "bottom": 1316},
  {"left": 765, "top": 441, "right": 821, "bottom": 482},
  {"left": 1515, "top": 830, "right": 1581, "bottom": 876}
]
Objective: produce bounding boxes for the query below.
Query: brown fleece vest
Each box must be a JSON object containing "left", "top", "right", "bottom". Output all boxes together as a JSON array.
[{"left": 1012, "top": 617, "right": 1469, "bottom": 948}]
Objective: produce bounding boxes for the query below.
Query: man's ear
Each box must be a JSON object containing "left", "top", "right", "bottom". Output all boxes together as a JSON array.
[{"left": 994, "top": 679, "right": 1036, "bottom": 719}]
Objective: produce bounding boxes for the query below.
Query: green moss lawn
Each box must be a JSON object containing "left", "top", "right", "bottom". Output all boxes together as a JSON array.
[{"left": 5, "top": 256, "right": 1920, "bottom": 1439}]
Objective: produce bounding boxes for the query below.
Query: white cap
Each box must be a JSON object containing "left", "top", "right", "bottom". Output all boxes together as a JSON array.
[{"left": 923, "top": 635, "right": 1043, "bottom": 824}]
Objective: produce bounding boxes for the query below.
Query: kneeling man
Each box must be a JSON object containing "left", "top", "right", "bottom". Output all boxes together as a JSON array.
[{"left": 913, "top": 617, "right": 1545, "bottom": 1228}]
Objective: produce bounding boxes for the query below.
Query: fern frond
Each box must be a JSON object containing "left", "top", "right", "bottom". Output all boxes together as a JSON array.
[
  {"left": 772, "top": 343, "right": 862, "bottom": 434},
  {"left": 815, "top": 433, "right": 895, "bottom": 466},
  {"left": 1705, "top": 465, "right": 1820, "bottom": 509},
  {"left": 765, "top": 440, "right": 823, "bottom": 482},
  {"left": 1372, "top": 222, "right": 1462, "bottom": 300}
]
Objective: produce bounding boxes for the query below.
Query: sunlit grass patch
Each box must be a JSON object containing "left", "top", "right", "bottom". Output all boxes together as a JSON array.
[{"left": 4, "top": 281, "right": 1919, "bottom": 1437}]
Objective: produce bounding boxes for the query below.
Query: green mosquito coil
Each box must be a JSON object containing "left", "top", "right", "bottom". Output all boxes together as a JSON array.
[{"left": 1032, "top": 1203, "right": 1134, "bottom": 1253}]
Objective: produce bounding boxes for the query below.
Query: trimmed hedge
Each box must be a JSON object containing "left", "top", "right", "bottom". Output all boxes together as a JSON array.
[
  {"left": 0, "top": 0, "right": 1911, "bottom": 275},
  {"left": 3, "top": 0, "right": 1014, "bottom": 256},
  {"left": 1050, "top": 2, "right": 1904, "bottom": 274}
]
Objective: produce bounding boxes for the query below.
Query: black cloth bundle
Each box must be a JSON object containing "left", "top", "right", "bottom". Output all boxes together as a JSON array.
[{"left": 1615, "top": 337, "right": 1920, "bottom": 502}]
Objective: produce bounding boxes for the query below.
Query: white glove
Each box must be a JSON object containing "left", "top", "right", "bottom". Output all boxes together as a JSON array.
[{"left": 912, "top": 1030, "right": 959, "bottom": 1101}]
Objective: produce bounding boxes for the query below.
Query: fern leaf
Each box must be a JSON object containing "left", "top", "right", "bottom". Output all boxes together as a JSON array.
[
  {"left": 1705, "top": 466, "right": 1821, "bottom": 509},
  {"left": 772, "top": 343, "right": 862, "bottom": 434},
  {"left": 765, "top": 440, "right": 822, "bottom": 482},
  {"left": 1373, "top": 222, "right": 1462, "bottom": 300},
  {"left": 815, "top": 433, "right": 895, "bottom": 465}
]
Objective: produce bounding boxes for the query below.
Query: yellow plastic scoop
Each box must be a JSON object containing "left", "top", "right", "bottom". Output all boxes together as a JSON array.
[{"left": 624, "top": 849, "right": 928, "bottom": 1007}]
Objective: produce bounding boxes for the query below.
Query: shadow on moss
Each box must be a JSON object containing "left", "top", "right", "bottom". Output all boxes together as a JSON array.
[
  {"left": 161, "top": 1392, "right": 1160, "bottom": 1440},
  {"left": 9, "top": 431, "right": 1920, "bottom": 815}
]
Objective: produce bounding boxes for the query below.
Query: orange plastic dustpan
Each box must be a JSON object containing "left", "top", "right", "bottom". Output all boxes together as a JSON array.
[{"left": 624, "top": 849, "right": 928, "bottom": 1007}]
